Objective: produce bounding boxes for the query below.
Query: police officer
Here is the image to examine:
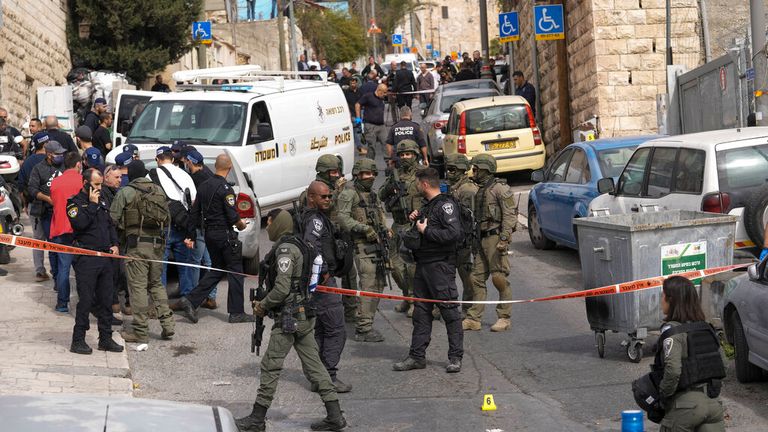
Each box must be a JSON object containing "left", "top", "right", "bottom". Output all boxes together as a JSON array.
[
  {"left": 299, "top": 180, "right": 351, "bottom": 393},
  {"left": 379, "top": 140, "right": 423, "bottom": 316},
  {"left": 463, "top": 154, "right": 517, "bottom": 332},
  {"left": 237, "top": 209, "right": 346, "bottom": 432},
  {"left": 110, "top": 160, "right": 176, "bottom": 343},
  {"left": 653, "top": 276, "right": 725, "bottom": 431},
  {"left": 176, "top": 154, "right": 255, "bottom": 324},
  {"left": 67, "top": 168, "right": 123, "bottom": 355},
  {"left": 385, "top": 106, "right": 428, "bottom": 165},
  {"left": 393, "top": 167, "right": 463, "bottom": 373},
  {"left": 337, "top": 158, "right": 388, "bottom": 342},
  {"left": 444, "top": 154, "right": 478, "bottom": 317}
]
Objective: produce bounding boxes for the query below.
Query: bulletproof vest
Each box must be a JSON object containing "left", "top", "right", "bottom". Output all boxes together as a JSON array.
[
  {"left": 651, "top": 322, "right": 726, "bottom": 394},
  {"left": 476, "top": 178, "right": 507, "bottom": 231},
  {"left": 384, "top": 168, "right": 419, "bottom": 224},
  {"left": 124, "top": 181, "right": 168, "bottom": 236},
  {"left": 261, "top": 236, "right": 316, "bottom": 305}
]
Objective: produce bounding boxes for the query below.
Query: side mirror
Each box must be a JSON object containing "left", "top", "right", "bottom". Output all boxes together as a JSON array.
[
  {"left": 597, "top": 177, "right": 616, "bottom": 195},
  {"left": 531, "top": 169, "right": 544, "bottom": 183},
  {"left": 441, "top": 126, "right": 448, "bottom": 134},
  {"left": 748, "top": 264, "right": 760, "bottom": 281}
]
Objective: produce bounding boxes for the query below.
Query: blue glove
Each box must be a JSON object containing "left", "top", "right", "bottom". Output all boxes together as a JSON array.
[
  {"left": 760, "top": 248, "right": 768, "bottom": 261},
  {"left": 353, "top": 117, "right": 362, "bottom": 125}
]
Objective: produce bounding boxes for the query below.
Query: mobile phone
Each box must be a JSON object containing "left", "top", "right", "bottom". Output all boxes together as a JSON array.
[{"left": 84, "top": 183, "right": 91, "bottom": 195}]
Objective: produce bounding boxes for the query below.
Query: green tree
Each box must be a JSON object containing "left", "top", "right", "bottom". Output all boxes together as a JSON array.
[
  {"left": 68, "top": 0, "right": 203, "bottom": 82},
  {"left": 297, "top": 8, "right": 366, "bottom": 65}
]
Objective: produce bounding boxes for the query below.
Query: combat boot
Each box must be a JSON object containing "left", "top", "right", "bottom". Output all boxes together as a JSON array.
[
  {"left": 446, "top": 358, "right": 462, "bottom": 373},
  {"left": 235, "top": 402, "right": 267, "bottom": 432},
  {"left": 490, "top": 318, "right": 511, "bottom": 332},
  {"left": 353, "top": 329, "right": 384, "bottom": 342},
  {"left": 310, "top": 400, "right": 347, "bottom": 431},
  {"left": 311, "top": 377, "right": 352, "bottom": 393},
  {"left": 393, "top": 356, "right": 426, "bottom": 371},
  {"left": 177, "top": 297, "right": 198, "bottom": 323},
  {"left": 462, "top": 318, "right": 481, "bottom": 331},
  {"left": 97, "top": 338, "right": 124, "bottom": 353},
  {"left": 70, "top": 340, "right": 92, "bottom": 355}
]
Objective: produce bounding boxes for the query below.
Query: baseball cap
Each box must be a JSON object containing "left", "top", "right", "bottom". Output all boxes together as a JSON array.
[
  {"left": 32, "top": 131, "right": 50, "bottom": 150},
  {"left": 185, "top": 149, "right": 204, "bottom": 165},
  {"left": 171, "top": 140, "right": 187, "bottom": 153},
  {"left": 94, "top": 97, "right": 107, "bottom": 105},
  {"left": 83, "top": 147, "right": 104, "bottom": 171},
  {"left": 75, "top": 125, "right": 92, "bottom": 141},
  {"left": 115, "top": 152, "right": 133, "bottom": 167},
  {"left": 44, "top": 140, "right": 66, "bottom": 154},
  {"left": 156, "top": 146, "right": 172, "bottom": 157},
  {"left": 122, "top": 144, "right": 139, "bottom": 156}
]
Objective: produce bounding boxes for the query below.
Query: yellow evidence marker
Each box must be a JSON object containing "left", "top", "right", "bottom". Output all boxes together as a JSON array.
[{"left": 482, "top": 394, "right": 497, "bottom": 411}]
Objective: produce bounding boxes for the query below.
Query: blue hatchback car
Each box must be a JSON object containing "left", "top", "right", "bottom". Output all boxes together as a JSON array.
[{"left": 527, "top": 136, "right": 661, "bottom": 249}]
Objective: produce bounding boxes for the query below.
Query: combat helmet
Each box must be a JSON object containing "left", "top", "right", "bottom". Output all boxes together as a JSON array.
[
  {"left": 352, "top": 158, "right": 377, "bottom": 175},
  {"left": 396, "top": 139, "right": 420, "bottom": 156},
  {"left": 471, "top": 153, "right": 497, "bottom": 173},
  {"left": 445, "top": 153, "right": 471, "bottom": 171},
  {"left": 315, "top": 154, "right": 341, "bottom": 173}
]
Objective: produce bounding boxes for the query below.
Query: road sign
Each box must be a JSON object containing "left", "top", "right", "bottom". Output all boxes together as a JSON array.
[
  {"left": 498, "top": 12, "right": 520, "bottom": 43},
  {"left": 533, "top": 4, "right": 564, "bottom": 41},
  {"left": 392, "top": 34, "right": 403, "bottom": 46},
  {"left": 404, "top": 47, "right": 411, "bottom": 53},
  {"left": 451, "top": 51, "right": 458, "bottom": 60},
  {"left": 746, "top": 67, "right": 756, "bottom": 82},
  {"left": 192, "top": 21, "right": 212, "bottom": 45},
  {"left": 426, "top": 43, "right": 432, "bottom": 51},
  {"left": 433, "top": 50, "right": 440, "bottom": 59}
]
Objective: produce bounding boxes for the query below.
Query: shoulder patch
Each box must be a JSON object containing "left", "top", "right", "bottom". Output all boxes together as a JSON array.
[
  {"left": 663, "top": 338, "right": 674, "bottom": 359},
  {"left": 312, "top": 218, "right": 324, "bottom": 232},
  {"left": 225, "top": 194, "right": 236, "bottom": 207},
  {"left": 442, "top": 202, "right": 454, "bottom": 215},
  {"left": 67, "top": 206, "right": 78, "bottom": 218},
  {"left": 277, "top": 256, "right": 292, "bottom": 273}
]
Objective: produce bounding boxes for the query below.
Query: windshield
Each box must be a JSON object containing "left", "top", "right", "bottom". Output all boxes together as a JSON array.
[
  {"left": 439, "top": 91, "right": 499, "bottom": 112},
  {"left": 129, "top": 100, "right": 247, "bottom": 146},
  {"left": 465, "top": 104, "right": 529, "bottom": 134},
  {"left": 596, "top": 146, "right": 638, "bottom": 178}
]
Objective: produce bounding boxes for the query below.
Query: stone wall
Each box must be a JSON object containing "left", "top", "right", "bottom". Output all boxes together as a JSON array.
[
  {"left": 414, "top": 0, "right": 500, "bottom": 57},
  {"left": 0, "top": 0, "right": 72, "bottom": 126},
  {"left": 213, "top": 20, "right": 304, "bottom": 71}
]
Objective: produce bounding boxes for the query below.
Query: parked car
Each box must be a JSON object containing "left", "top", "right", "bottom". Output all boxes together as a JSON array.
[
  {"left": 722, "top": 260, "right": 768, "bottom": 382},
  {"left": 441, "top": 78, "right": 501, "bottom": 93},
  {"left": 527, "top": 136, "right": 659, "bottom": 249},
  {"left": 441, "top": 95, "right": 545, "bottom": 174},
  {"left": 420, "top": 86, "right": 501, "bottom": 172},
  {"left": 590, "top": 127, "right": 768, "bottom": 253}
]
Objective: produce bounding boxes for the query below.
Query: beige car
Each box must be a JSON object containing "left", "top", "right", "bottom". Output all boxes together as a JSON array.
[{"left": 441, "top": 95, "right": 545, "bottom": 173}]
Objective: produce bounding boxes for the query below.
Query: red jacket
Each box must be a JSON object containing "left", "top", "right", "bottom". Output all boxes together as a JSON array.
[{"left": 50, "top": 169, "right": 83, "bottom": 238}]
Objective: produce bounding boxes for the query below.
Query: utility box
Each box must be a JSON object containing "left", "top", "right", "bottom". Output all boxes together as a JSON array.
[{"left": 574, "top": 210, "right": 737, "bottom": 362}]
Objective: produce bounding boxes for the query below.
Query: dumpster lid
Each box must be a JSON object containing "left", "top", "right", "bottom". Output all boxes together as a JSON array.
[{"left": 573, "top": 210, "right": 738, "bottom": 232}]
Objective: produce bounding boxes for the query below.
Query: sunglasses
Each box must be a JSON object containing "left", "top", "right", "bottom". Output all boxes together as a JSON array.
[{"left": 319, "top": 194, "right": 333, "bottom": 200}]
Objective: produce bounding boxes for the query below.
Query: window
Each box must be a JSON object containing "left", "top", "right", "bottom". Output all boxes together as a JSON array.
[
  {"left": 565, "top": 149, "right": 590, "bottom": 184},
  {"left": 464, "top": 105, "right": 529, "bottom": 134},
  {"left": 673, "top": 148, "right": 705, "bottom": 194},
  {"left": 247, "top": 101, "right": 273, "bottom": 144},
  {"left": 439, "top": 91, "right": 497, "bottom": 113},
  {"left": 442, "top": 6, "right": 449, "bottom": 19},
  {"left": 617, "top": 148, "right": 651, "bottom": 196},
  {"left": 547, "top": 149, "right": 572, "bottom": 183},
  {"left": 129, "top": 100, "right": 246, "bottom": 146},
  {"left": 597, "top": 147, "right": 636, "bottom": 178},
  {"left": 448, "top": 108, "right": 460, "bottom": 134},
  {"left": 646, "top": 147, "right": 677, "bottom": 198},
  {"left": 117, "top": 95, "right": 152, "bottom": 135},
  {"left": 716, "top": 144, "right": 768, "bottom": 191}
]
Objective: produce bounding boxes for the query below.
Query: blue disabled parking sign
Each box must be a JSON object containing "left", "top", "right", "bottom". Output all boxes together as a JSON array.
[
  {"left": 193, "top": 21, "right": 212, "bottom": 44},
  {"left": 534, "top": 4, "right": 564, "bottom": 40},
  {"left": 498, "top": 12, "right": 520, "bottom": 43},
  {"left": 392, "top": 34, "right": 403, "bottom": 46}
]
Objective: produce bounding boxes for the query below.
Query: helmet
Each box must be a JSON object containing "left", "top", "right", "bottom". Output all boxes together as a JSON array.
[
  {"left": 315, "top": 154, "right": 341, "bottom": 173},
  {"left": 445, "top": 153, "right": 470, "bottom": 171},
  {"left": 471, "top": 153, "right": 497, "bottom": 173},
  {"left": 396, "top": 139, "right": 420, "bottom": 156},
  {"left": 352, "top": 158, "right": 377, "bottom": 175}
]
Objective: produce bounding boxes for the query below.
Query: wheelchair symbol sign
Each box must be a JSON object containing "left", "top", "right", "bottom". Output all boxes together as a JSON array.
[
  {"left": 192, "top": 21, "right": 212, "bottom": 44},
  {"left": 534, "top": 4, "right": 564, "bottom": 40},
  {"left": 498, "top": 12, "right": 520, "bottom": 43},
  {"left": 392, "top": 34, "right": 403, "bottom": 46}
]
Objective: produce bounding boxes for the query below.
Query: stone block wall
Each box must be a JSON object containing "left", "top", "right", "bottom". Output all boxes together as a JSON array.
[
  {"left": 0, "top": 0, "right": 72, "bottom": 126},
  {"left": 415, "top": 0, "right": 500, "bottom": 57},
  {"left": 213, "top": 20, "right": 303, "bottom": 71}
]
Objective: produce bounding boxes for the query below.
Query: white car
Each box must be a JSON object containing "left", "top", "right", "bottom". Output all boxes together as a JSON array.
[{"left": 590, "top": 127, "right": 768, "bottom": 253}]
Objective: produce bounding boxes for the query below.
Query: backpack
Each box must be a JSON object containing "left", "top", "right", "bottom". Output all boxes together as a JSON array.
[
  {"left": 260, "top": 236, "right": 317, "bottom": 301},
  {"left": 127, "top": 182, "right": 170, "bottom": 233},
  {"left": 149, "top": 167, "right": 191, "bottom": 231},
  {"left": 453, "top": 196, "right": 475, "bottom": 248}
]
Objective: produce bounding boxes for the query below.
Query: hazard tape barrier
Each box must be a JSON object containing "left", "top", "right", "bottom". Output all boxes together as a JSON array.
[{"left": 0, "top": 234, "right": 258, "bottom": 279}]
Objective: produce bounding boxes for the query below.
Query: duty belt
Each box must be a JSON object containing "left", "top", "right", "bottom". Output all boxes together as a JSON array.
[
  {"left": 480, "top": 227, "right": 501, "bottom": 238},
  {"left": 137, "top": 236, "right": 163, "bottom": 246}
]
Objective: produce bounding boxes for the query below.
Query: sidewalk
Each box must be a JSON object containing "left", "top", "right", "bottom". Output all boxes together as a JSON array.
[{"left": 0, "top": 238, "right": 133, "bottom": 396}]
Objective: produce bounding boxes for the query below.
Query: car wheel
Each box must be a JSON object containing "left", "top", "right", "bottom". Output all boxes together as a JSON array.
[
  {"left": 744, "top": 184, "right": 768, "bottom": 249},
  {"left": 528, "top": 205, "right": 555, "bottom": 250},
  {"left": 243, "top": 250, "right": 261, "bottom": 276},
  {"left": 732, "top": 312, "right": 764, "bottom": 383}
]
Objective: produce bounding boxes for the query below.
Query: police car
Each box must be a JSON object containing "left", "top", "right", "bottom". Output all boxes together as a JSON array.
[{"left": 107, "top": 67, "right": 355, "bottom": 212}]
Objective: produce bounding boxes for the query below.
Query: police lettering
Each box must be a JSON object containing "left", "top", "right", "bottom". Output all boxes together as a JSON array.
[
  {"left": 255, "top": 149, "right": 276, "bottom": 162},
  {"left": 394, "top": 126, "right": 415, "bottom": 136},
  {"left": 310, "top": 136, "right": 329, "bottom": 150},
  {"left": 334, "top": 131, "right": 351, "bottom": 145}
]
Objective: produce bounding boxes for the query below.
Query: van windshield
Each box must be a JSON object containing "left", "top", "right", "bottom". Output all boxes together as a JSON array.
[{"left": 129, "top": 100, "right": 247, "bottom": 146}]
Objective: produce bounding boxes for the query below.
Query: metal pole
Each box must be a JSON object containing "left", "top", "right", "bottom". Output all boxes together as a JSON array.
[
  {"left": 532, "top": 37, "right": 542, "bottom": 124},
  {"left": 700, "top": 0, "right": 712, "bottom": 62},
  {"left": 507, "top": 42, "right": 514, "bottom": 94},
  {"left": 479, "top": 0, "right": 489, "bottom": 61},
  {"left": 288, "top": 0, "right": 298, "bottom": 72},
  {"left": 665, "top": 0, "right": 673, "bottom": 65},
  {"left": 371, "top": 0, "right": 378, "bottom": 61},
  {"left": 750, "top": 0, "right": 768, "bottom": 125},
  {"left": 277, "top": 0, "right": 287, "bottom": 70}
]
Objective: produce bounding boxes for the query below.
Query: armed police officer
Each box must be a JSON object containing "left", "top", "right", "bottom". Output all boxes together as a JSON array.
[
  {"left": 177, "top": 154, "right": 255, "bottom": 324},
  {"left": 393, "top": 168, "right": 463, "bottom": 373},
  {"left": 337, "top": 158, "right": 389, "bottom": 342},
  {"left": 379, "top": 140, "right": 423, "bottom": 317},
  {"left": 237, "top": 209, "right": 347, "bottom": 432},
  {"left": 462, "top": 154, "right": 516, "bottom": 333},
  {"left": 445, "top": 154, "right": 478, "bottom": 317}
]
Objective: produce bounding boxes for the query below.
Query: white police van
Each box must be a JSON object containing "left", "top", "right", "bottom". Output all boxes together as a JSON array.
[{"left": 107, "top": 66, "right": 354, "bottom": 211}]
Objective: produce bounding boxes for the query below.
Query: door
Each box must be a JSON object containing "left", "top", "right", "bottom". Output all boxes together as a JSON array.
[
  {"left": 597, "top": 147, "right": 652, "bottom": 214},
  {"left": 114, "top": 90, "right": 155, "bottom": 147},
  {"left": 551, "top": 148, "right": 591, "bottom": 244},
  {"left": 537, "top": 148, "right": 572, "bottom": 238}
]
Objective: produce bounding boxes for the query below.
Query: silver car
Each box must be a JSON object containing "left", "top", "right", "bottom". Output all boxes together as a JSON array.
[{"left": 722, "top": 261, "right": 768, "bottom": 382}]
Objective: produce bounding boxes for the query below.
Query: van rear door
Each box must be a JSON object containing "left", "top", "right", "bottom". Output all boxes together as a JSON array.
[{"left": 114, "top": 90, "right": 155, "bottom": 147}]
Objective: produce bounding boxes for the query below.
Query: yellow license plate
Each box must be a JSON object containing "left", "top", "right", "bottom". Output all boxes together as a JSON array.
[{"left": 487, "top": 141, "right": 516, "bottom": 151}]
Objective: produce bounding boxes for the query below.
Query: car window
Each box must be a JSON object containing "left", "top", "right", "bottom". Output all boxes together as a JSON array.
[
  {"left": 547, "top": 149, "right": 572, "bottom": 183},
  {"left": 439, "top": 91, "right": 498, "bottom": 112},
  {"left": 565, "top": 149, "right": 590, "bottom": 184},
  {"left": 617, "top": 147, "right": 651, "bottom": 196},
  {"left": 465, "top": 104, "right": 529, "bottom": 134},
  {"left": 247, "top": 101, "right": 273, "bottom": 144},
  {"left": 596, "top": 147, "right": 636, "bottom": 178},
  {"left": 673, "top": 148, "right": 705, "bottom": 194},
  {"left": 716, "top": 144, "right": 768, "bottom": 191},
  {"left": 646, "top": 147, "right": 677, "bottom": 198}
]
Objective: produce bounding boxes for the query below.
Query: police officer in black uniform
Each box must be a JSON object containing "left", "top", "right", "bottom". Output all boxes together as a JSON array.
[
  {"left": 67, "top": 168, "right": 124, "bottom": 355},
  {"left": 176, "top": 154, "right": 255, "bottom": 324},
  {"left": 393, "top": 167, "right": 464, "bottom": 373},
  {"left": 385, "top": 106, "right": 428, "bottom": 165}
]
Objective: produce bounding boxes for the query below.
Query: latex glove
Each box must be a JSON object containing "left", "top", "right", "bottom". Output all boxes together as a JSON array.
[
  {"left": 253, "top": 301, "right": 266, "bottom": 318},
  {"left": 364, "top": 226, "right": 378, "bottom": 242},
  {"left": 353, "top": 117, "right": 363, "bottom": 125},
  {"left": 496, "top": 240, "right": 509, "bottom": 253},
  {"left": 760, "top": 248, "right": 768, "bottom": 261}
]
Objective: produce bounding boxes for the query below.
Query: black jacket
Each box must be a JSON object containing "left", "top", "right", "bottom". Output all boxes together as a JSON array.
[
  {"left": 66, "top": 189, "right": 118, "bottom": 251},
  {"left": 299, "top": 208, "right": 342, "bottom": 309},
  {"left": 394, "top": 69, "right": 416, "bottom": 92},
  {"left": 188, "top": 174, "right": 239, "bottom": 234},
  {"left": 412, "top": 194, "right": 462, "bottom": 262}
]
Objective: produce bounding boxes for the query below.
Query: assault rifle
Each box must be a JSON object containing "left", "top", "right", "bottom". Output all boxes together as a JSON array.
[
  {"left": 384, "top": 167, "right": 410, "bottom": 223},
  {"left": 367, "top": 193, "right": 394, "bottom": 291},
  {"left": 249, "top": 284, "right": 266, "bottom": 355}
]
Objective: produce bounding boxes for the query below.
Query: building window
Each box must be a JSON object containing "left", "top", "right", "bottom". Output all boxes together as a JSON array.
[{"left": 441, "top": 6, "right": 449, "bottom": 19}]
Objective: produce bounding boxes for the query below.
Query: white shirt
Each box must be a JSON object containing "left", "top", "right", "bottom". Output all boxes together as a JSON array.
[
  {"left": 153, "top": 162, "right": 197, "bottom": 209},
  {"left": 307, "top": 60, "right": 320, "bottom": 69},
  {"left": 431, "top": 70, "right": 440, "bottom": 90}
]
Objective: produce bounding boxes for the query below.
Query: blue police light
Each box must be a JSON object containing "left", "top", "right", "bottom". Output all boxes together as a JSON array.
[
  {"left": 221, "top": 85, "right": 253, "bottom": 91},
  {"left": 621, "top": 410, "right": 644, "bottom": 432}
]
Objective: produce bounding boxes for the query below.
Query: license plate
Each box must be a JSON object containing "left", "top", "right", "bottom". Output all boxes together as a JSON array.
[{"left": 486, "top": 141, "right": 516, "bottom": 151}]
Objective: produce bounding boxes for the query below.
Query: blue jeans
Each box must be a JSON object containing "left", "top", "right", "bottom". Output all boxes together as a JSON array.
[
  {"left": 41, "top": 215, "right": 58, "bottom": 284},
  {"left": 190, "top": 230, "right": 217, "bottom": 299},
  {"left": 52, "top": 234, "right": 74, "bottom": 305},
  {"left": 162, "top": 228, "right": 194, "bottom": 296}
]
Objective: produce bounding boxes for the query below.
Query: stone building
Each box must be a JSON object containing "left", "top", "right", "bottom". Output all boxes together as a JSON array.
[
  {"left": 410, "top": 0, "right": 500, "bottom": 58},
  {"left": 0, "top": 0, "right": 71, "bottom": 127}
]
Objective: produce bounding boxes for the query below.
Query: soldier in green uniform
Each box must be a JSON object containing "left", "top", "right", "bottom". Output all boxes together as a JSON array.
[
  {"left": 337, "top": 158, "right": 389, "bottom": 342},
  {"left": 462, "top": 154, "right": 516, "bottom": 332},
  {"left": 378, "top": 140, "right": 422, "bottom": 316},
  {"left": 299, "top": 154, "right": 359, "bottom": 323},
  {"left": 109, "top": 161, "right": 175, "bottom": 343},
  {"left": 237, "top": 209, "right": 346, "bottom": 432},
  {"left": 444, "top": 154, "right": 478, "bottom": 317}
]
